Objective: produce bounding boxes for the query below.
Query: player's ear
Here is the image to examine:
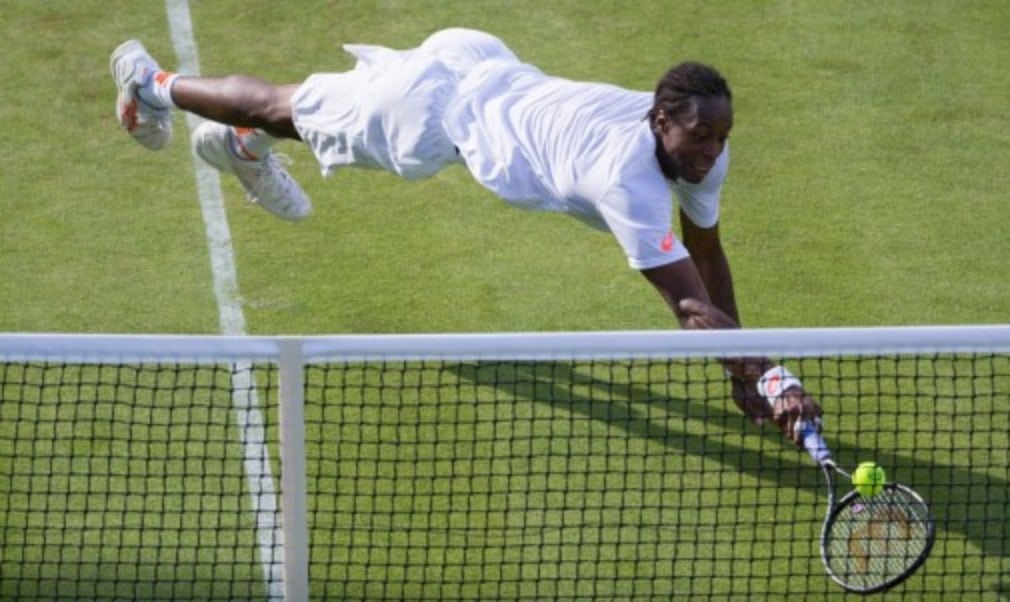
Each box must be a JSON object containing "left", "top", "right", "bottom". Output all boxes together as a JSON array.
[{"left": 652, "top": 110, "right": 669, "bottom": 134}]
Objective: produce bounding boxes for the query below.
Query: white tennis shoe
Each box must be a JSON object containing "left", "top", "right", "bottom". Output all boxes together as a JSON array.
[
  {"left": 110, "top": 40, "right": 173, "bottom": 150},
  {"left": 192, "top": 121, "right": 312, "bottom": 221}
]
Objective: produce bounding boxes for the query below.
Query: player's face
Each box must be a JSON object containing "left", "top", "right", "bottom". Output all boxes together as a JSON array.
[{"left": 655, "top": 95, "right": 733, "bottom": 183}]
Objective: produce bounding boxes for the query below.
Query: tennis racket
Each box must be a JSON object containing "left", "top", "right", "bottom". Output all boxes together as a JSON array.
[{"left": 797, "top": 423, "right": 936, "bottom": 594}]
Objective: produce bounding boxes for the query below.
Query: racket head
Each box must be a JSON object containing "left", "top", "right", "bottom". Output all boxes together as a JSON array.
[{"left": 820, "top": 483, "right": 935, "bottom": 594}]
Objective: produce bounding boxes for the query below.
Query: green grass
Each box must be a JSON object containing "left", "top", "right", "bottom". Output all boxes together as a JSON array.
[
  {"left": 3, "top": 0, "right": 1009, "bottom": 334},
  {"left": 1, "top": 0, "right": 1008, "bottom": 600}
]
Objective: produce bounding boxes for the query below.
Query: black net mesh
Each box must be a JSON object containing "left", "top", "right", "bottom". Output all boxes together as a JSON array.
[
  {"left": 0, "top": 361, "right": 281, "bottom": 600},
  {"left": 303, "top": 354, "right": 1008, "bottom": 600},
  {"left": 1, "top": 351, "right": 1007, "bottom": 600}
]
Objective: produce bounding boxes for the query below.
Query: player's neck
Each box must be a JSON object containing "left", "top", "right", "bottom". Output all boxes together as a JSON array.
[{"left": 653, "top": 134, "right": 679, "bottom": 181}]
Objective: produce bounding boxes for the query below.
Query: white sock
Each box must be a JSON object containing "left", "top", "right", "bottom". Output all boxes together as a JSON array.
[
  {"left": 230, "top": 127, "right": 279, "bottom": 161},
  {"left": 136, "top": 70, "right": 179, "bottom": 110}
]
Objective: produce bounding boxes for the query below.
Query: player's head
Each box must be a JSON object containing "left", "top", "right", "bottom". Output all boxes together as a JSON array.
[{"left": 648, "top": 62, "right": 733, "bottom": 183}]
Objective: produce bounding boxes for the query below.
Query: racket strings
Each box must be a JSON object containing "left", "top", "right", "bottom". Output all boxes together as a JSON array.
[{"left": 823, "top": 487, "right": 933, "bottom": 590}]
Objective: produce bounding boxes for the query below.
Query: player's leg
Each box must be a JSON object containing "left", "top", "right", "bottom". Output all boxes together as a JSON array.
[
  {"left": 110, "top": 40, "right": 311, "bottom": 220},
  {"left": 111, "top": 40, "right": 300, "bottom": 143},
  {"left": 168, "top": 77, "right": 302, "bottom": 140},
  {"left": 171, "top": 78, "right": 312, "bottom": 220}
]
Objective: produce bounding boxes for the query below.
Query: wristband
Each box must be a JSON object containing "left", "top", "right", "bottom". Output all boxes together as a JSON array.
[{"left": 756, "top": 366, "right": 803, "bottom": 403}]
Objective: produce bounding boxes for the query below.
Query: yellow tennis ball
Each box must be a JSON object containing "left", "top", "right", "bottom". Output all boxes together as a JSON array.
[{"left": 852, "top": 461, "right": 887, "bottom": 497}]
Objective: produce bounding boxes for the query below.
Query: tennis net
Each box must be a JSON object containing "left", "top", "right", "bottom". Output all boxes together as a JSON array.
[{"left": 1, "top": 327, "right": 1008, "bottom": 600}]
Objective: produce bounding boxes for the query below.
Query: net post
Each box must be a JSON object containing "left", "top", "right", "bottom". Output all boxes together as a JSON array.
[{"left": 278, "top": 338, "right": 309, "bottom": 602}]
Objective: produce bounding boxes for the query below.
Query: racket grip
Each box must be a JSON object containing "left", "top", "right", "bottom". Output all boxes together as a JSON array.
[{"left": 799, "top": 421, "right": 832, "bottom": 464}]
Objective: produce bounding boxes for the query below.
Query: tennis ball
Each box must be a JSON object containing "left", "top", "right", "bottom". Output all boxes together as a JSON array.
[{"left": 852, "top": 461, "right": 887, "bottom": 497}]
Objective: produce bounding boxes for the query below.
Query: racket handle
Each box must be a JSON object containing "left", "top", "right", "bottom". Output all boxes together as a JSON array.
[{"left": 799, "top": 421, "right": 833, "bottom": 465}]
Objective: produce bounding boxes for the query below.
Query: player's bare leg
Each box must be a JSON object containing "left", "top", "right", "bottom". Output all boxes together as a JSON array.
[{"left": 169, "top": 76, "right": 302, "bottom": 140}]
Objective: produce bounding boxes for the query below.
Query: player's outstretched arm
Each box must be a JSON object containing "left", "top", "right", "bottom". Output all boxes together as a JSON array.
[
  {"left": 640, "top": 260, "right": 822, "bottom": 444},
  {"left": 679, "top": 212, "right": 740, "bottom": 325}
]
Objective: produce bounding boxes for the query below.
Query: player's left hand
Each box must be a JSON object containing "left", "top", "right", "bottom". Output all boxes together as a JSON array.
[
  {"left": 676, "top": 297, "right": 739, "bottom": 330},
  {"left": 772, "top": 387, "right": 824, "bottom": 446}
]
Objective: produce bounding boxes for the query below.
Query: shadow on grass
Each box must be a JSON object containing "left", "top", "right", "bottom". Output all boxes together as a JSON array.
[{"left": 447, "top": 360, "right": 1009, "bottom": 565}]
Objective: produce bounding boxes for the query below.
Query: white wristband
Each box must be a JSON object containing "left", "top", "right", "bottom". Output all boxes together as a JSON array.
[{"left": 756, "top": 366, "right": 803, "bottom": 403}]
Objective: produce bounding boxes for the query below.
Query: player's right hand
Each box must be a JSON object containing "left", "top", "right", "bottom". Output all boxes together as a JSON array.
[{"left": 772, "top": 387, "right": 824, "bottom": 446}]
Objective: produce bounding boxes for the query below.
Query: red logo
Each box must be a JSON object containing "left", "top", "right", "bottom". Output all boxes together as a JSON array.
[{"left": 661, "top": 232, "right": 675, "bottom": 252}]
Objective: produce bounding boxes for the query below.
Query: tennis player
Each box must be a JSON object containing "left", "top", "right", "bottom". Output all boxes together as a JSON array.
[{"left": 110, "top": 28, "right": 821, "bottom": 443}]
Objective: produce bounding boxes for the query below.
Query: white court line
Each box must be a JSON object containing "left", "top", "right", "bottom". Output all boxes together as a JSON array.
[{"left": 164, "top": 1, "right": 283, "bottom": 599}]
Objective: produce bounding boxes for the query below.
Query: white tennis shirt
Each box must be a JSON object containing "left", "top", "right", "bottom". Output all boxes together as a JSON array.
[{"left": 444, "top": 60, "right": 729, "bottom": 270}]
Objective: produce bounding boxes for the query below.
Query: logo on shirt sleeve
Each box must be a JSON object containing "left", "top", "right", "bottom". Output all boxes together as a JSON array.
[{"left": 660, "top": 231, "right": 675, "bottom": 253}]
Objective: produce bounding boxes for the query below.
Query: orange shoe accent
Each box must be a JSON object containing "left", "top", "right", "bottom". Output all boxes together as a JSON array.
[
  {"left": 122, "top": 99, "right": 139, "bottom": 131},
  {"left": 153, "top": 71, "right": 175, "bottom": 85},
  {"left": 232, "top": 128, "right": 259, "bottom": 161}
]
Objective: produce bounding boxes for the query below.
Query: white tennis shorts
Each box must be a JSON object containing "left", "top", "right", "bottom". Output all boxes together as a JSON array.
[{"left": 290, "top": 29, "right": 518, "bottom": 181}]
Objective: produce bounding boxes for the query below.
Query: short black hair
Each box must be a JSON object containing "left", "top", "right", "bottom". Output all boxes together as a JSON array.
[{"left": 647, "top": 62, "right": 731, "bottom": 123}]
